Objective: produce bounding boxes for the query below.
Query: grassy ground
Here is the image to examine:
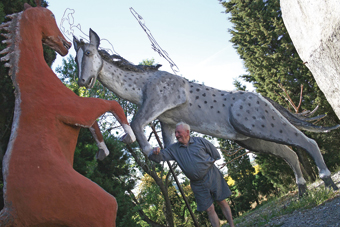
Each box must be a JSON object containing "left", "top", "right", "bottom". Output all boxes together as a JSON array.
[{"left": 221, "top": 172, "right": 340, "bottom": 227}]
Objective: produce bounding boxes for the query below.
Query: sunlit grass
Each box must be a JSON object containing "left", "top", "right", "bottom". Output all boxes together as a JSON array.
[
  {"left": 228, "top": 183, "right": 339, "bottom": 227},
  {"left": 282, "top": 186, "right": 338, "bottom": 214}
]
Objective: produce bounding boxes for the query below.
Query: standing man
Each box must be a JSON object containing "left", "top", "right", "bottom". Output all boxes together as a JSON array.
[{"left": 148, "top": 122, "right": 235, "bottom": 227}]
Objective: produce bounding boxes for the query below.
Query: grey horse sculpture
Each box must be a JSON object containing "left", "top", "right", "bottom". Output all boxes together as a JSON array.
[{"left": 74, "top": 29, "right": 339, "bottom": 196}]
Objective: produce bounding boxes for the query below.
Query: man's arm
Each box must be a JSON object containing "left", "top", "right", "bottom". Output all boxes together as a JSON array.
[
  {"left": 148, "top": 147, "right": 174, "bottom": 163},
  {"left": 201, "top": 138, "right": 221, "bottom": 160}
]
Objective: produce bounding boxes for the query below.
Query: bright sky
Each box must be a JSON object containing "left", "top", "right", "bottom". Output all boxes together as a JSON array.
[{"left": 48, "top": 0, "right": 252, "bottom": 91}]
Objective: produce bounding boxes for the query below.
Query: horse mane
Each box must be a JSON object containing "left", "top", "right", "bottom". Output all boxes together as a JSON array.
[
  {"left": 0, "top": 12, "right": 22, "bottom": 79},
  {"left": 98, "top": 49, "right": 162, "bottom": 73}
]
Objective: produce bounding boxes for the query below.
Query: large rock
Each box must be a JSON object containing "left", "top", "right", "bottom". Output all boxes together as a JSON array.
[{"left": 281, "top": 0, "right": 340, "bottom": 119}]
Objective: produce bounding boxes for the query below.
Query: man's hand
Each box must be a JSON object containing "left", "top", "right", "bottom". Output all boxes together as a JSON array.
[{"left": 153, "top": 147, "right": 161, "bottom": 155}]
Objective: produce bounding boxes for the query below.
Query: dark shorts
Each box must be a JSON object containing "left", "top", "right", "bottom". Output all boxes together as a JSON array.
[{"left": 190, "top": 165, "right": 232, "bottom": 212}]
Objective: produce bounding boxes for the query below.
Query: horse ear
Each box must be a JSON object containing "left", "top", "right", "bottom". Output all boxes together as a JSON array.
[
  {"left": 89, "top": 29, "right": 100, "bottom": 49},
  {"left": 73, "top": 36, "right": 81, "bottom": 51},
  {"left": 24, "top": 3, "right": 32, "bottom": 10}
]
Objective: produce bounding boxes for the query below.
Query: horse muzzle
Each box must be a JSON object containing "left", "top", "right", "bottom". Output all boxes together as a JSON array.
[{"left": 78, "top": 75, "right": 96, "bottom": 88}]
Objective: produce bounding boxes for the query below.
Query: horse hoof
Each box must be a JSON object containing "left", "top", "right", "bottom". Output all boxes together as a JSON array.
[
  {"left": 298, "top": 184, "right": 308, "bottom": 198},
  {"left": 96, "top": 149, "right": 108, "bottom": 161},
  {"left": 120, "top": 133, "right": 134, "bottom": 144},
  {"left": 322, "top": 176, "right": 339, "bottom": 190}
]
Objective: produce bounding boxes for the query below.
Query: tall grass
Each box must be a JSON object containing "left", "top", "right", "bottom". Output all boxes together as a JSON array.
[{"left": 229, "top": 186, "right": 338, "bottom": 227}]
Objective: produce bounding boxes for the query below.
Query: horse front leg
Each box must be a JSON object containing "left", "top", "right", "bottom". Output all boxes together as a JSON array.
[
  {"left": 101, "top": 99, "right": 136, "bottom": 144},
  {"left": 61, "top": 97, "right": 135, "bottom": 145},
  {"left": 89, "top": 121, "right": 110, "bottom": 160},
  {"left": 130, "top": 107, "right": 166, "bottom": 156}
]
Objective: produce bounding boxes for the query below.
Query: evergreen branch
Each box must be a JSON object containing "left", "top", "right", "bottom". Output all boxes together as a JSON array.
[
  {"left": 218, "top": 147, "right": 244, "bottom": 156},
  {"left": 123, "top": 180, "right": 166, "bottom": 227},
  {"left": 218, "top": 151, "right": 251, "bottom": 169},
  {"left": 278, "top": 83, "right": 299, "bottom": 112},
  {"left": 297, "top": 84, "right": 304, "bottom": 112}
]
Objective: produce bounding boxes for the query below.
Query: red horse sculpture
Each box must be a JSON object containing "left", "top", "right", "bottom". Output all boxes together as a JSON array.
[{"left": 0, "top": 1, "right": 135, "bottom": 226}]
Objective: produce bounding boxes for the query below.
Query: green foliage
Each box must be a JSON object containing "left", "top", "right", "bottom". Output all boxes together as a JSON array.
[
  {"left": 219, "top": 139, "right": 273, "bottom": 216},
  {"left": 139, "top": 58, "right": 156, "bottom": 66},
  {"left": 255, "top": 154, "right": 295, "bottom": 193},
  {"left": 221, "top": 0, "right": 340, "bottom": 191},
  {"left": 137, "top": 171, "right": 203, "bottom": 227}
]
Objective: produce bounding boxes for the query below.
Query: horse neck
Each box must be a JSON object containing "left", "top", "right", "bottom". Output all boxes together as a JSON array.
[
  {"left": 99, "top": 60, "right": 150, "bottom": 105},
  {"left": 16, "top": 19, "right": 61, "bottom": 95}
]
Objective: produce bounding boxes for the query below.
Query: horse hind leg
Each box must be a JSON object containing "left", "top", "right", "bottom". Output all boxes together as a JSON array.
[
  {"left": 230, "top": 94, "right": 338, "bottom": 191},
  {"left": 236, "top": 138, "right": 308, "bottom": 197}
]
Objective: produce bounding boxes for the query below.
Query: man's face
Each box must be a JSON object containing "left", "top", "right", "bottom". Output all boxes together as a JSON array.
[{"left": 175, "top": 125, "right": 190, "bottom": 145}]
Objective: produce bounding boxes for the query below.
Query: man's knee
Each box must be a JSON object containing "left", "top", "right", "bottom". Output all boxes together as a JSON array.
[
  {"left": 217, "top": 199, "right": 228, "bottom": 207},
  {"left": 205, "top": 203, "right": 215, "bottom": 213}
]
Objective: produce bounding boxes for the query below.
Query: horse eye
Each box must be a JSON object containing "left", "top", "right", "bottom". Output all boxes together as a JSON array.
[
  {"left": 85, "top": 50, "right": 91, "bottom": 56},
  {"left": 51, "top": 14, "right": 55, "bottom": 19}
]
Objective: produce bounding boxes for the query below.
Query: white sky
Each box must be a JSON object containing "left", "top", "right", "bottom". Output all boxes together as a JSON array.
[{"left": 48, "top": 0, "right": 253, "bottom": 91}]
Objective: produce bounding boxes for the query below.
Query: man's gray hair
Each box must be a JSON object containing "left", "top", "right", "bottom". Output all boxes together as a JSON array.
[{"left": 176, "top": 122, "right": 190, "bottom": 131}]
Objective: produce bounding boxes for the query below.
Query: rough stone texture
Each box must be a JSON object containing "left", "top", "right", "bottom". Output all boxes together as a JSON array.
[{"left": 281, "top": 0, "right": 340, "bottom": 120}]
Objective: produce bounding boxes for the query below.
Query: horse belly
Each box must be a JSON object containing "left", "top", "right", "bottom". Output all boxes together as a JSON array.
[{"left": 159, "top": 104, "right": 248, "bottom": 140}]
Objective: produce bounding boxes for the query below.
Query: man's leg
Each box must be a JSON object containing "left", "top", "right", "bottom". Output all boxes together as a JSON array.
[
  {"left": 206, "top": 203, "right": 220, "bottom": 227},
  {"left": 216, "top": 200, "right": 235, "bottom": 227}
]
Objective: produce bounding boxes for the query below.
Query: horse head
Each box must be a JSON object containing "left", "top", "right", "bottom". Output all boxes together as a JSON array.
[
  {"left": 23, "top": 0, "right": 71, "bottom": 56},
  {"left": 73, "top": 29, "right": 103, "bottom": 88}
]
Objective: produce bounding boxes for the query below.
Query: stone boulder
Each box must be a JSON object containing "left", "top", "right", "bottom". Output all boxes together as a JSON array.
[{"left": 281, "top": 0, "right": 340, "bottom": 119}]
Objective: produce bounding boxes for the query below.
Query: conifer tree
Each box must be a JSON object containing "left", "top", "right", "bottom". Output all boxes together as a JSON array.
[{"left": 221, "top": 0, "right": 340, "bottom": 188}]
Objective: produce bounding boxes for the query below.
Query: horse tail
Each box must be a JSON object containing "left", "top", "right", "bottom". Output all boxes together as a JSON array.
[{"left": 264, "top": 96, "right": 340, "bottom": 133}]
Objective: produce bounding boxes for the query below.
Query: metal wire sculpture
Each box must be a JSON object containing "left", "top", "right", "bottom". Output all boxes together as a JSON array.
[
  {"left": 130, "top": 7, "right": 180, "bottom": 75},
  {"left": 59, "top": 7, "right": 180, "bottom": 75},
  {"left": 59, "top": 8, "right": 119, "bottom": 56}
]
